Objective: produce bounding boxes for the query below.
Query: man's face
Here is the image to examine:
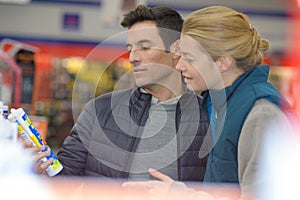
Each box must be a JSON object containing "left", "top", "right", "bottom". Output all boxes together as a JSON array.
[{"left": 126, "top": 21, "right": 176, "bottom": 88}]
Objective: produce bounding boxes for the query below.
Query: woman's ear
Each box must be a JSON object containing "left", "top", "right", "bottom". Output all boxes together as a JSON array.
[
  {"left": 215, "top": 56, "right": 233, "bottom": 73},
  {"left": 170, "top": 39, "right": 181, "bottom": 60}
]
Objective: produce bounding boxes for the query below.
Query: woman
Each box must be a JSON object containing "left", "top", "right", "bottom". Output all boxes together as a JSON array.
[{"left": 123, "top": 6, "right": 292, "bottom": 199}]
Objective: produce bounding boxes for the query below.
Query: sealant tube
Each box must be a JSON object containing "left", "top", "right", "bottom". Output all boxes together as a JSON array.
[{"left": 9, "top": 108, "right": 63, "bottom": 177}]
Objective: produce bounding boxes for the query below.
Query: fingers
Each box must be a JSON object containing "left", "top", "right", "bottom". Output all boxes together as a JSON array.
[
  {"left": 40, "top": 158, "right": 53, "bottom": 169},
  {"left": 33, "top": 150, "right": 50, "bottom": 163},
  {"left": 148, "top": 168, "right": 174, "bottom": 183},
  {"left": 21, "top": 140, "right": 51, "bottom": 175},
  {"left": 35, "top": 158, "right": 53, "bottom": 174},
  {"left": 23, "top": 140, "right": 44, "bottom": 154},
  {"left": 23, "top": 140, "right": 33, "bottom": 148},
  {"left": 122, "top": 170, "right": 174, "bottom": 200},
  {"left": 122, "top": 181, "right": 154, "bottom": 189},
  {"left": 34, "top": 151, "right": 52, "bottom": 175}
]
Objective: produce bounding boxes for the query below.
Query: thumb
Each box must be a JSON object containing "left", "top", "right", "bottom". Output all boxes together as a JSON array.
[
  {"left": 23, "top": 140, "right": 33, "bottom": 148},
  {"left": 148, "top": 168, "right": 173, "bottom": 183}
]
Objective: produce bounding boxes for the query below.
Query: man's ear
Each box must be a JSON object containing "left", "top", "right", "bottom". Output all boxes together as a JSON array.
[
  {"left": 215, "top": 56, "right": 233, "bottom": 73},
  {"left": 169, "top": 39, "right": 181, "bottom": 59}
]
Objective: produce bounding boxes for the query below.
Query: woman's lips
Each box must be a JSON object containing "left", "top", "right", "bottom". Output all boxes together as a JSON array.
[{"left": 183, "top": 75, "right": 193, "bottom": 83}]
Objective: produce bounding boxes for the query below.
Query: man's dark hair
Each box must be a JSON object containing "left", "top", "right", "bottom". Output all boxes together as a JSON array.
[{"left": 121, "top": 4, "right": 183, "bottom": 51}]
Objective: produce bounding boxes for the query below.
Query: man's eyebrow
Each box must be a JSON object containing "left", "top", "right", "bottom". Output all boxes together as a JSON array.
[
  {"left": 126, "top": 39, "right": 153, "bottom": 46},
  {"left": 126, "top": 39, "right": 154, "bottom": 49},
  {"left": 136, "top": 39, "right": 152, "bottom": 44}
]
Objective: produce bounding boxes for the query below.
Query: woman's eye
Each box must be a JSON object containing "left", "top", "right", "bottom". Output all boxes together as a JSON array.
[{"left": 184, "top": 57, "right": 194, "bottom": 63}]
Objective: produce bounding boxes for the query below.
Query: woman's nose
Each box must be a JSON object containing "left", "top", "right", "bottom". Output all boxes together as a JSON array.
[{"left": 175, "top": 58, "right": 185, "bottom": 72}]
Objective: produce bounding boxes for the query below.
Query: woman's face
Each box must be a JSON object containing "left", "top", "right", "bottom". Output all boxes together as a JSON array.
[{"left": 175, "top": 35, "right": 224, "bottom": 94}]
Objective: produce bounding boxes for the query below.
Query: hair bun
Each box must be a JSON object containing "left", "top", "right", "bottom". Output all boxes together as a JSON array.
[
  {"left": 258, "top": 39, "right": 270, "bottom": 52},
  {"left": 252, "top": 27, "right": 269, "bottom": 52}
]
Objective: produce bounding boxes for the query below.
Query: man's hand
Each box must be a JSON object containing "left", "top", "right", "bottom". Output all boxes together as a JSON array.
[
  {"left": 23, "top": 140, "right": 53, "bottom": 175},
  {"left": 122, "top": 168, "right": 175, "bottom": 200}
]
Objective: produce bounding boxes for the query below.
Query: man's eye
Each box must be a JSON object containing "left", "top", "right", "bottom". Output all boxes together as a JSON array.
[
  {"left": 141, "top": 46, "right": 150, "bottom": 50},
  {"left": 127, "top": 47, "right": 132, "bottom": 53}
]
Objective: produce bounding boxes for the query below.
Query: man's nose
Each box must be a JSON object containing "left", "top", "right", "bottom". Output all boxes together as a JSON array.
[{"left": 129, "top": 49, "right": 141, "bottom": 66}]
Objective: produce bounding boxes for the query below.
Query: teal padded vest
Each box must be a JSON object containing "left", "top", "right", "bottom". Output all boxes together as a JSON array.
[{"left": 203, "top": 65, "right": 283, "bottom": 183}]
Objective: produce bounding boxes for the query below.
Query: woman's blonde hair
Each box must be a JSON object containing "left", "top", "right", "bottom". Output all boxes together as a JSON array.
[{"left": 182, "top": 6, "right": 269, "bottom": 71}]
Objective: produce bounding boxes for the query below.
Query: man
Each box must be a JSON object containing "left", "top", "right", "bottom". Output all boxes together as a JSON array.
[{"left": 28, "top": 5, "right": 210, "bottom": 181}]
